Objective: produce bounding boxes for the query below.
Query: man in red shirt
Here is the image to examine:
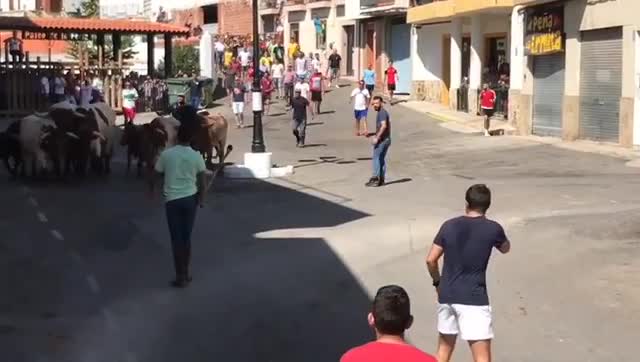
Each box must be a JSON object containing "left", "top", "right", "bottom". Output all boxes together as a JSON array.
[
  {"left": 261, "top": 72, "right": 275, "bottom": 116},
  {"left": 384, "top": 62, "right": 399, "bottom": 104},
  {"left": 340, "top": 285, "right": 437, "bottom": 362},
  {"left": 480, "top": 83, "right": 496, "bottom": 136}
]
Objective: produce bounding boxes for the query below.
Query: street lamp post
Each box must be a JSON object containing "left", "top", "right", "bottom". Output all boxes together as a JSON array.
[{"left": 251, "top": 0, "right": 266, "bottom": 153}]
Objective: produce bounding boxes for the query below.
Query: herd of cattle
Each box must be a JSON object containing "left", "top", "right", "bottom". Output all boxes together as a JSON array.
[{"left": 0, "top": 101, "right": 231, "bottom": 179}]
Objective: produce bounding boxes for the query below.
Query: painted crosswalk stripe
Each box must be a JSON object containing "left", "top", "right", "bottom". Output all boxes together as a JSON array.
[
  {"left": 37, "top": 212, "right": 48, "bottom": 223},
  {"left": 50, "top": 230, "right": 64, "bottom": 241}
]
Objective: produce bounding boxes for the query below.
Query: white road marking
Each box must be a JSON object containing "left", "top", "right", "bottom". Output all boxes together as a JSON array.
[
  {"left": 28, "top": 197, "right": 38, "bottom": 207},
  {"left": 37, "top": 211, "right": 48, "bottom": 223},
  {"left": 86, "top": 274, "right": 101, "bottom": 294},
  {"left": 50, "top": 230, "right": 64, "bottom": 241},
  {"left": 101, "top": 308, "right": 119, "bottom": 331}
]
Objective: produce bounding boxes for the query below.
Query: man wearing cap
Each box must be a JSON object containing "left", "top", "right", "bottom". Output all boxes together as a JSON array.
[{"left": 290, "top": 89, "right": 310, "bottom": 148}]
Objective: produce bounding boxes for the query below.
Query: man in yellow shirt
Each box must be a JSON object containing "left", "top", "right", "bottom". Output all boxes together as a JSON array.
[
  {"left": 260, "top": 52, "right": 273, "bottom": 73},
  {"left": 287, "top": 37, "right": 300, "bottom": 67},
  {"left": 224, "top": 49, "right": 233, "bottom": 69}
]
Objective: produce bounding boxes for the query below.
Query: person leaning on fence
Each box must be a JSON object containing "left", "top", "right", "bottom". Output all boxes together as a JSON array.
[
  {"left": 480, "top": 84, "right": 496, "bottom": 137},
  {"left": 7, "top": 31, "right": 23, "bottom": 63}
]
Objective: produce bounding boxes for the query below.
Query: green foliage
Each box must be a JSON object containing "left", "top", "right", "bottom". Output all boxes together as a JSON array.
[
  {"left": 67, "top": 0, "right": 137, "bottom": 64},
  {"left": 173, "top": 45, "right": 200, "bottom": 77}
]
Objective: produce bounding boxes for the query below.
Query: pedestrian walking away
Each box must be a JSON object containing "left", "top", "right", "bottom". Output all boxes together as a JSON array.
[
  {"left": 350, "top": 80, "right": 371, "bottom": 136},
  {"left": 295, "top": 53, "right": 307, "bottom": 81},
  {"left": 367, "top": 96, "right": 390, "bottom": 187},
  {"left": 340, "top": 285, "right": 438, "bottom": 362},
  {"left": 384, "top": 62, "right": 399, "bottom": 104},
  {"left": 283, "top": 64, "right": 296, "bottom": 108},
  {"left": 426, "top": 184, "right": 511, "bottom": 362},
  {"left": 290, "top": 89, "right": 310, "bottom": 148},
  {"left": 480, "top": 83, "right": 497, "bottom": 136},
  {"left": 294, "top": 77, "right": 310, "bottom": 101},
  {"left": 122, "top": 81, "right": 139, "bottom": 123},
  {"left": 364, "top": 64, "right": 376, "bottom": 94},
  {"left": 261, "top": 72, "right": 275, "bottom": 116},
  {"left": 150, "top": 119, "right": 210, "bottom": 288},
  {"left": 231, "top": 78, "right": 246, "bottom": 128},
  {"left": 271, "top": 59, "right": 284, "bottom": 99},
  {"left": 328, "top": 48, "right": 342, "bottom": 89},
  {"left": 309, "top": 70, "right": 324, "bottom": 117}
]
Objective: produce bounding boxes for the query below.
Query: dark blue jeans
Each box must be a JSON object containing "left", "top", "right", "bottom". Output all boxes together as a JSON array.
[
  {"left": 191, "top": 96, "right": 202, "bottom": 109},
  {"left": 372, "top": 138, "right": 391, "bottom": 179},
  {"left": 165, "top": 194, "right": 198, "bottom": 248}
]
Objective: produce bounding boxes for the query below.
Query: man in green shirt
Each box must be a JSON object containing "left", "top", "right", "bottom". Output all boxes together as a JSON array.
[{"left": 150, "top": 120, "right": 208, "bottom": 288}]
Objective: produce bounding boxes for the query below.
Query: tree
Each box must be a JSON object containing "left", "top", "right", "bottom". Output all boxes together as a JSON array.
[
  {"left": 67, "top": 0, "right": 137, "bottom": 64},
  {"left": 173, "top": 45, "right": 200, "bottom": 77}
]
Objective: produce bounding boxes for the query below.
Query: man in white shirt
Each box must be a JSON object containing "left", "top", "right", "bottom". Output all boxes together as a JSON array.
[
  {"left": 7, "top": 31, "right": 23, "bottom": 63},
  {"left": 350, "top": 80, "right": 371, "bottom": 136},
  {"left": 294, "top": 78, "right": 310, "bottom": 101},
  {"left": 295, "top": 53, "right": 307, "bottom": 81},
  {"left": 271, "top": 59, "right": 285, "bottom": 99},
  {"left": 122, "top": 81, "right": 139, "bottom": 123},
  {"left": 53, "top": 71, "right": 67, "bottom": 103},
  {"left": 238, "top": 48, "right": 251, "bottom": 77},
  {"left": 214, "top": 37, "right": 225, "bottom": 67},
  {"left": 312, "top": 53, "right": 322, "bottom": 73}
]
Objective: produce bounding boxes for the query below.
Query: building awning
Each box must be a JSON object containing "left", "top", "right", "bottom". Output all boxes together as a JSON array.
[
  {"left": 360, "top": 5, "right": 408, "bottom": 16},
  {"left": 0, "top": 15, "right": 190, "bottom": 35}
]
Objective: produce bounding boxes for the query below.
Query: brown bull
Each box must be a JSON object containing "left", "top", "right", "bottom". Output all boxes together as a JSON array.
[
  {"left": 192, "top": 111, "right": 229, "bottom": 168},
  {"left": 120, "top": 120, "right": 168, "bottom": 176}
]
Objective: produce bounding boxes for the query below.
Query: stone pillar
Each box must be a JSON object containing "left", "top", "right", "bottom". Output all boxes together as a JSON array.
[
  {"left": 147, "top": 34, "right": 155, "bottom": 77},
  {"left": 199, "top": 31, "right": 213, "bottom": 78},
  {"left": 509, "top": 6, "right": 525, "bottom": 130},
  {"left": 164, "top": 34, "right": 173, "bottom": 79},
  {"left": 450, "top": 17, "right": 463, "bottom": 110},
  {"left": 469, "top": 15, "right": 483, "bottom": 115}
]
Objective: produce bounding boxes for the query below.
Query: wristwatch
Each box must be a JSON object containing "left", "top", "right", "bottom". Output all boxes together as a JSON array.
[{"left": 432, "top": 280, "right": 440, "bottom": 287}]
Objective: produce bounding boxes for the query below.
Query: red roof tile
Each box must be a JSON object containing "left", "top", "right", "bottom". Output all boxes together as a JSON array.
[{"left": 0, "top": 15, "right": 189, "bottom": 35}]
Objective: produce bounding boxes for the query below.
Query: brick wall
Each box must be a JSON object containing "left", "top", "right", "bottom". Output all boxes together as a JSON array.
[{"left": 218, "top": 0, "right": 254, "bottom": 36}]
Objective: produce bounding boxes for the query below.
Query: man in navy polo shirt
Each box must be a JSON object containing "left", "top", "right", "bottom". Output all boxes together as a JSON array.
[
  {"left": 366, "top": 95, "right": 391, "bottom": 187},
  {"left": 426, "top": 184, "right": 511, "bottom": 362}
]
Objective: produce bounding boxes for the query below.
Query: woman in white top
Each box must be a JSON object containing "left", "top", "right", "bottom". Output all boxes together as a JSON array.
[{"left": 271, "top": 59, "right": 285, "bottom": 99}]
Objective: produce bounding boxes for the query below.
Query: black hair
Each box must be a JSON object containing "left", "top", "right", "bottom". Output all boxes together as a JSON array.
[
  {"left": 372, "top": 95, "right": 384, "bottom": 103},
  {"left": 177, "top": 124, "right": 196, "bottom": 144},
  {"left": 465, "top": 184, "right": 492, "bottom": 213},
  {"left": 372, "top": 285, "right": 411, "bottom": 335}
]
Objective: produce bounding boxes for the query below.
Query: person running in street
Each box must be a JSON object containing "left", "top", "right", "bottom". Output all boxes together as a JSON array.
[
  {"left": 340, "top": 285, "right": 437, "bottom": 362},
  {"left": 366, "top": 96, "right": 391, "bottom": 187},
  {"left": 295, "top": 52, "right": 307, "bottom": 81},
  {"left": 426, "top": 184, "right": 511, "bottom": 362},
  {"left": 122, "top": 81, "right": 139, "bottom": 124},
  {"left": 480, "top": 83, "right": 496, "bottom": 136},
  {"left": 294, "top": 77, "right": 310, "bottom": 101},
  {"left": 384, "top": 62, "right": 399, "bottom": 104},
  {"left": 150, "top": 118, "right": 209, "bottom": 288},
  {"left": 350, "top": 80, "right": 370, "bottom": 136},
  {"left": 291, "top": 89, "right": 310, "bottom": 148},
  {"left": 328, "top": 48, "right": 342, "bottom": 89},
  {"left": 231, "top": 78, "right": 246, "bottom": 128},
  {"left": 309, "top": 69, "right": 324, "bottom": 118},
  {"left": 283, "top": 64, "right": 296, "bottom": 108},
  {"left": 364, "top": 64, "right": 376, "bottom": 94},
  {"left": 261, "top": 72, "right": 275, "bottom": 116}
]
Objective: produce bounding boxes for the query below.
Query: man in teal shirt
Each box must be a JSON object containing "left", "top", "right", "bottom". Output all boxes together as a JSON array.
[
  {"left": 363, "top": 64, "right": 376, "bottom": 94},
  {"left": 151, "top": 119, "right": 208, "bottom": 288}
]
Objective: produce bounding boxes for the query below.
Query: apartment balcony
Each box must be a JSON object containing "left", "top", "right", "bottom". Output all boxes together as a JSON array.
[
  {"left": 284, "top": 0, "right": 306, "bottom": 11},
  {"left": 455, "top": 0, "right": 513, "bottom": 16},
  {"left": 307, "top": 0, "right": 332, "bottom": 9},
  {"left": 259, "top": 0, "right": 281, "bottom": 15},
  {"left": 407, "top": 0, "right": 454, "bottom": 24},
  {"left": 360, "top": 0, "right": 410, "bottom": 15}
]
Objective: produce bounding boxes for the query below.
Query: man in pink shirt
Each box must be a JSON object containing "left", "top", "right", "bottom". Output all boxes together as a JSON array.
[{"left": 341, "top": 285, "right": 437, "bottom": 362}]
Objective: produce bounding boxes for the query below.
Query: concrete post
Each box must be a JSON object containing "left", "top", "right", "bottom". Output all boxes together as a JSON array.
[
  {"left": 450, "top": 17, "right": 463, "bottom": 110},
  {"left": 509, "top": 6, "right": 525, "bottom": 128},
  {"left": 199, "top": 31, "right": 213, "bottom": 78},
  {"left": 469, "top": 15, "right": 483, "bottom": 114}
]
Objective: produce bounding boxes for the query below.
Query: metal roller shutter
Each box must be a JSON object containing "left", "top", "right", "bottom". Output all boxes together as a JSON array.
[
  {"left": 532, "top": 54, "right": 565, "bottom": 137},
  {"left": 579, "top": 27, "right": 623, "bottom": 142}
]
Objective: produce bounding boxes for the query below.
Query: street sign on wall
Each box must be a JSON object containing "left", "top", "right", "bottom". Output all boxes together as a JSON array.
[{"left": 524, "top": 5, "right": 564, "bottom": 56}]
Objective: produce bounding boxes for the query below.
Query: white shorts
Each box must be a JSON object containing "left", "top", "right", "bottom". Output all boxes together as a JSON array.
[
  {"left": 437, "top": 304, "right": 494, "bottom": 341},
  {"left": 232, "top": 102, "right": 244, "bottom": 114}
]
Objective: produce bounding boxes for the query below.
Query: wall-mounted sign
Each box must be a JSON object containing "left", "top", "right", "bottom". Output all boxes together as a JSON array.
[
  {"left": 22, "top": 31, "right": 88, "bottom": 41},
  {"left": 524, "top": 5, "right": 564, "bottom": 56}
]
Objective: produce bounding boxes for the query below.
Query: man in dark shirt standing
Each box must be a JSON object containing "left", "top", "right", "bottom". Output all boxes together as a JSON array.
[
  {"left": 189, "top": 74, "right": 203, "bottom": 109},
  {"left": 366, "top": 96, "right": 391, "bottom": 187},
  {"left": 426, "top": 184, "right": 511, "bottom": 362},
  {"left": 291, "top": 89, "right": 310, "bottom": 147},
  {"left": 327, "top": 49, "right": 342, "bottom": 89}
]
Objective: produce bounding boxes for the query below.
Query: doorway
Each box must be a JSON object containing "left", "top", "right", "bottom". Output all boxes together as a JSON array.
[
  {"left": 442, "top": 36, "right": 451, "bottom": 105},
  {"left": 344, "top": 25, "right": 355, "bottom": 76},
  {"left": 290, "top": 23, "right": 300, "bottom": 44},
  {"left": 365, "top": 23, "right": 375, "bottom": 77},
  {"left": 461, "top": 36, "right": 471, "bottom": 83}
]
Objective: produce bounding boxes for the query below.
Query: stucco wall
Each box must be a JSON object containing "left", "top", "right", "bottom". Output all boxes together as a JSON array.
[{"left": 413, "top": 24, "right": 448, "bottom": 81}]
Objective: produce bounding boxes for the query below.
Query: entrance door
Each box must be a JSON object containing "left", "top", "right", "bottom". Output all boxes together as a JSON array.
[
  {"left": 390, "top": 23, "right": 412, "bottom": 94},
  {"left": 345, "top": 25, "right": 354, "bottom": 76},
  {"left": 365, "top": 26, "right": 375, "bottom": 74},
  {"left": 461, "top": 36, "right": 471, "bottom": 83},
  {"left": 579, "top": 27, "right": 623, "bottom": 142},
  {"left": 533, "top": 54, "right": 565, "bottom": 137},
  {"left": 442, "top": 36, "right": 451, "bottom": 106}
]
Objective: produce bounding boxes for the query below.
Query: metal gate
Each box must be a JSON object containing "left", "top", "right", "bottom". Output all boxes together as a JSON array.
[
  {"left": 579, "top": 27, "right": 623, "bottom": 142},
  {"left": 390, "top": 23, "right": 411, "bottom": 94},
  {"left": 532, "top": 53, "right": 565, "bottom": 137}
]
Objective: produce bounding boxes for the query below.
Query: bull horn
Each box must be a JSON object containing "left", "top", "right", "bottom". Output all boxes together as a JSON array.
[
  {"left": 65, "top": 131, "right": 80, "bottom": 139},
  {"left": 40, "top": 132, "right": 50, "bottom": 141},
  {"left": 154, "top": 128, "right": 167, "bottom": 135},
  {"left": 93, "top": 130, "right": 106, "bottom": 140}
]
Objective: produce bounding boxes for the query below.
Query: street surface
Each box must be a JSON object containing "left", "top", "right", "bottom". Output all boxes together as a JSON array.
[{"left": 1, "top": 86, "right": 640, "bottom": 362}]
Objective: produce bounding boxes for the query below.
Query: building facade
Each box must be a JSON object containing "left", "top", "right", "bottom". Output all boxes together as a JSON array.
[{"left": 510, "top": 0, "right": 640, "bottom": 147}]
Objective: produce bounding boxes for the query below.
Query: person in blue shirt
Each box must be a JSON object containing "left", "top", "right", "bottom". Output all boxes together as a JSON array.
[{"left": 363, "top": 64, "right": 376, "bottom": 94}]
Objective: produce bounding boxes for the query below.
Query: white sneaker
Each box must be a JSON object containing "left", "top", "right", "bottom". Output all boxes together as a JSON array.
[
  {"left": 336, "top": 85, "right": 340, "bottom": 89},
  {"left": 484, "top": 129, "right": 490, "bottom": 137}
]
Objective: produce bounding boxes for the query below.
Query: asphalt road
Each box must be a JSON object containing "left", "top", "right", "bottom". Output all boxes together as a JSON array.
[{"left": 1, "top": 86, "right": 640, "bottom": 362}]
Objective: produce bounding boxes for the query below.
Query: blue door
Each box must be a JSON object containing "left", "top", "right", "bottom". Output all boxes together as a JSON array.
[{"left": 390, "top": 24, "right": 412, "bottom": 94}]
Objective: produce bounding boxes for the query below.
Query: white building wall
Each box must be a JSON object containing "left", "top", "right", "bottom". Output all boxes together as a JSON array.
[{"left": 413, "top": 24, "right": 448, "bottom": 81}]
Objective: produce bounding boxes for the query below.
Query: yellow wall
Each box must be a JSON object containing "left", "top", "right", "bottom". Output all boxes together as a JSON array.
[{"left": 408, "top": 0, "right": 514, "bottom": 24}]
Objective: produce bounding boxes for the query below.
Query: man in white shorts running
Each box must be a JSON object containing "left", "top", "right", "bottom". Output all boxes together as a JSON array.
[
  {"left": 426, "top": 184, "right": 511, "bottom": 362},
  {"left": 231, "top": 78, "right": 246, "bottom": 128}
]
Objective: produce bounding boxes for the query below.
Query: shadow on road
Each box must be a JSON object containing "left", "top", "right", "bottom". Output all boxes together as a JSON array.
[{"left": 0, "top": 172, "right": 374, "bottom": 362}]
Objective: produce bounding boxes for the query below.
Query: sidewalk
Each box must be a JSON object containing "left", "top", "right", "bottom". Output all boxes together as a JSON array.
[{"left": 400, "top": 100, "right": 640, "bottom": 167}]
